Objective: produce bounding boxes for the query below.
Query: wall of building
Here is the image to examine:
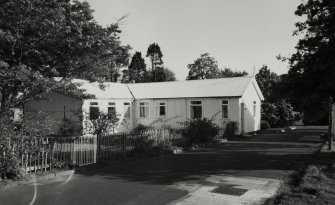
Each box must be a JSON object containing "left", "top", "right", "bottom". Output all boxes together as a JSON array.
[
  {"left": 132, "top": 97, "right": 240, "bottom": 131},
  {"left": 24, "top": 92, "right": 83, "bottom": 133},
  {"left": 241, "top": 81, "right": 262, "bottom": 133},
  {"left": 82, "top": 98, "right": 133, "bottom": 134}
]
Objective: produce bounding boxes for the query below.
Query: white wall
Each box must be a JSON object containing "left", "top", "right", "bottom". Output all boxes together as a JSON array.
[
  {"left": 241, "top": 81, "right": 262, "bottom": 133},
  {"left": 24, "top": 92, "right": 82, "bottom": 133},
  {"left": 132, "top": 97, "right": 240, "bottom": 131},
  {"left": 82, "top": 99, "right": 133, "bottom": 134}
]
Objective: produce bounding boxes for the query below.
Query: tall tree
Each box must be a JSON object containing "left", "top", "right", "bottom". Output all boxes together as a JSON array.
[
  {"left": 146, "top": 43, "right": 163, "bottom": 82},
  {"left": 186, "top": 53, "right": 220, "bottom": 80},
  {"left": 286, "top": 0, "right": 335, "bottom": 149},
  {"left": 122, "top": 52, "right": 146, "bottom": 83},
  {"left": 0, "top": 0, "right": 130, "bottom": 113}
]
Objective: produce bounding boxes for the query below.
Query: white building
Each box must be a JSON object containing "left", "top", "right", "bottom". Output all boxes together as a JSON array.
[{"left": 24, "top": 77, "right": 264, "bottom": 135}]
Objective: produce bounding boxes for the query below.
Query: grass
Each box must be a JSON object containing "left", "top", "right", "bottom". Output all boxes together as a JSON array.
[{"left": 265, "top": 151, "right": 335, "bottom": 205}]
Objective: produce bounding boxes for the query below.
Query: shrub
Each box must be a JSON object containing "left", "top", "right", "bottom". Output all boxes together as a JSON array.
[
  {"left": 131, "top": 123, "right": 151, "bottom": 135},
  {"left": 130, "top": 135, "right": 153, "bottom": 156},
  {"left": 181, "top": 118, "right": 219, "bottom": 145},
  {"left": 223, "top": 121, "right": 238, "bottom": 138},
  {"left": 58, "top": 117, "right": 81, "bottom": 136},
  {"left": 261, "top": 120, "right": 271, "bottom": 130}
]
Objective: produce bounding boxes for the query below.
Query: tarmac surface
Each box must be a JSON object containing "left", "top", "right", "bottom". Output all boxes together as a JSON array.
[{"left": 0, "top": 126, "right": 325, "bottom": 205}]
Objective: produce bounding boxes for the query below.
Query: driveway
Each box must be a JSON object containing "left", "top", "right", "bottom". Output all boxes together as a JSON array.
[{"left": 0, "top": 126, "right": 325, "bottom": 205}]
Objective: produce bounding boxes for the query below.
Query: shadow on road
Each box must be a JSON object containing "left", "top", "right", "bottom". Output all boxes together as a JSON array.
[{"left": 76, "top": 127, "right": 326, "bottom": 185}]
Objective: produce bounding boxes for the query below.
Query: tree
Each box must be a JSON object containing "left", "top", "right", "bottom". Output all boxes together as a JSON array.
[
  {"left": 146, "top": 43, "right": 163, "bottom": 82},
  {"left": 286, "top": 0, "right": 335, "bottom": 149},
  {"left": 255, "top": 65, "right": 280, "bottom": 102},
  {"left": 0, "top": 0, "right": 130, "bottom": 113},
  {"left": 122, "top": 52, "right": 147, "bottom": 83},
  {"left": 186, "top": 53, "right": 220, "bottom": 80},
  {"left": 148, "top": 67, "right": 176, "bottom": 82},
  {"left": 186, "top": 53, "right": 247, "bottom": 80},
  {"left": 219, "top": 68, "right": 248, "bottom": 78},
  {"left": 255, "top": 66, "right": 295, "bottom": 127}
]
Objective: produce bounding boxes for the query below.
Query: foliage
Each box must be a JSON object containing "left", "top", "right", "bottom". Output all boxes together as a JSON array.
[
  {"left": 131, "top": 123, "right": 151, "bottom": 135},
  {"left": 84, "top": 111, "right": 121, "bottom": 136},
  {"left": 0, "top": 0, "right": 130, "bottom": 114},
  {"left": 261, "top": 100, "right": 295, "bottom": 128},
  {"left": 0, "top": 111, "right": 55, "bottom": 179},
  {"left": 301, "top": 94, "right": 329, "bottom": 125},
  {"left": 283, "top": 0, "right": 335, "bottom": 137},
  {"left": 122, "top": 51, "right": 147, "bottom": 83},
  {"left": 219, "top": 68, "right": 248, "bottom": 78},
  {"left": 261, "top": 120, "right": 271, "bottom": 130},
  {"left": 58, "top": 117, "right": 82, "bottom": 136},
  {"left": 181, "top": 118, "right": 219, "bottom": 145},
  {"left": 130, "top": 135, "right": 154, "bottom": 156},
  {"left": 186, "top": 53, "right": 221, "bottom": 80},
  {"left": 286, "top": 0, "right": 335, "bottom": 102},
  {"left": 146, "top": 67, "right": 176, "bottom": 82},
  {"left": 186, "top": 53, "right": 248, "bottom": 80},
  {"left": 255, "top": 65, "right": 280, "bottom": 102},
  {"left": 223, "top": 121, "right": 238, "bottom": 138},
  {"left": 146, "top": 43, "right": 163, "bottom": 70},
  {"left": 146, "top": 43, "right": 164, "bottom": 82}
]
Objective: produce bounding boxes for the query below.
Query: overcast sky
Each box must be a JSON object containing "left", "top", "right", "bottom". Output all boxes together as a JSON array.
[{"left": 84, "top": 0, "right": 302, "bottom": 80}]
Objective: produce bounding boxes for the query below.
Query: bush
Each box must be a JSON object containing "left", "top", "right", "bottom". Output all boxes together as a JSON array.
[
  {"left": 223, "top": 121, "right": 238, "bottom": 138},
  {"left": 181, "top": 118, "right": 219, "bottom": 145},
  {"left": 130, "top": 135, "right": 154, "bottom": 156},
  {"left": 261, "top": 120, "right": 271, "bottom": 130},
  {"left": 131, "top": 123, "right": 150, "bottom": 135},
  {"left": 58, "top": 117, "right": 81, "bottom": 136}
]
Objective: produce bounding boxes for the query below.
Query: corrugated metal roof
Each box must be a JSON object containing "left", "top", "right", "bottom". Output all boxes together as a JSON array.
[
  {"left": 73, "top": 79, "right": 133, "bottom": 99},
  {"left": 70, "top": 77, "right": 260, "bottom": 100},
  {"left": 127, "top": 77, "right": 255, "bottom": 99}
]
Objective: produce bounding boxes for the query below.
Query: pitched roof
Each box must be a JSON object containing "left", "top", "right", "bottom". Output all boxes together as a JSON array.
[
  {"left": 73, "top": 79, "right": 133, "bottom": 99},
  {"left": 70, "top": 77, "right": 264, "bottom": 100},
  {"left": 127, "top": 77, "right": 261, "bottom": 99}
]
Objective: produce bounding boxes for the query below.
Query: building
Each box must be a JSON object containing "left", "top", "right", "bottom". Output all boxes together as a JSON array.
[{"left": 24, "top": 77, "right": 264, "bottom": 135}]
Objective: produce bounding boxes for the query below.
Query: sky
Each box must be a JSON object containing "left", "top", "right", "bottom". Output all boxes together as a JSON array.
[{"left": 84, "top": 0, "right": 303, "bottom": 80}]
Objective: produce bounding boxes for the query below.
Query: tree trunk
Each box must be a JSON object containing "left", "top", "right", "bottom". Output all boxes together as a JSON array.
[{"left": 328, "top": 96, "right": 333, "bottom": 150}]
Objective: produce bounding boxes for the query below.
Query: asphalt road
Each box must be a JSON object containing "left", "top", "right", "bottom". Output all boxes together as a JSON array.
[{"left": 0, "top": 126, "right": 325, "bottom": 205}]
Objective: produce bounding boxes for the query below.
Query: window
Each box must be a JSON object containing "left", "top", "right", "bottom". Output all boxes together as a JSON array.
[
  {"left": 89, "top": 102, "right": 99, "bottom": 120},
  {"left": 156, "top": 102, "right": 166, "bottom": 117},
  {"left": 190, "top": 101, "right": 202, "bottom": 119},
  {"left": 222, "top": 100, "right": 229, "bottom": 119},
  {"left": 140, "top": 102, "right": 149, "bottom": 118},
  {"left": 108, "top": 102, "right": 116, "bottom": 119},
  {"left": 253, "top": 101, "right": 256, "bottom": 117},
  {"left": 124, "top": 102, "right": 131, "bottom": 118}
]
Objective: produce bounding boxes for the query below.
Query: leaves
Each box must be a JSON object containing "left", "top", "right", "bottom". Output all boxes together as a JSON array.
[
  {"left": 186, "top": 53, "right": 248, "bottom": 80},
  {"left": 0, "top": 0, "right": 130, "bottom": 113}
]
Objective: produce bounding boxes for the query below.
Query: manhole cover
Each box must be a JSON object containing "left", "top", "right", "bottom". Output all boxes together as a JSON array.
[{"left": 211, "top": 185, "right": 248, "bottom": 196}]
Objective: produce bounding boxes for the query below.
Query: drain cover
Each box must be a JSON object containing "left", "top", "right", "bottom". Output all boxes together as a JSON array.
[{"left": 211, "top": 185, "right": 248, "bottom": 196}]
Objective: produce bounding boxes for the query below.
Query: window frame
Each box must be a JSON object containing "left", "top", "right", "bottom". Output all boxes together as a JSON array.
[
  {"left": 155, "top": 101, "right": 167, "bottom": 117},
  {"left": 222, "top": 99, "right": 229, "bottom": 119},
  {"left": 139, "top": 101, "right": 150, "bottom": 118},
  {"left": 123, "top": 102, "right": 131, "bottom": 118},
  {"left": 89, "top": 101, "right": 99, "bottom": 120},
  {"left": 190, "top": 100, "right": 203, "bottom": 119}
]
